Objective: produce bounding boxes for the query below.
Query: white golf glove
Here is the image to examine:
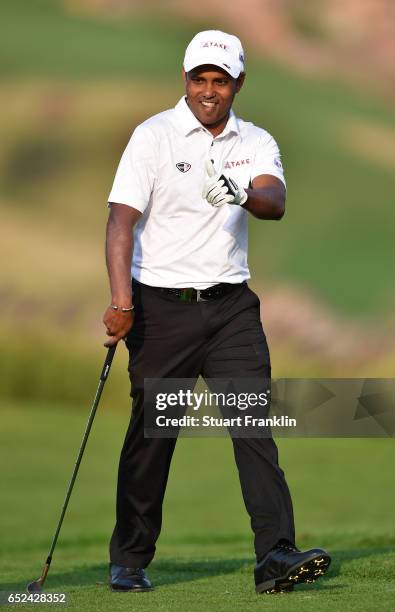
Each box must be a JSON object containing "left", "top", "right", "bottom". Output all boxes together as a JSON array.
[{"left": 202, "top": 159, "right": 248, "bottom": 207}]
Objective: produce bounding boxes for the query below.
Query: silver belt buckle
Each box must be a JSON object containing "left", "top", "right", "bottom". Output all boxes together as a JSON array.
[{"left": 196, "top": 289, "right": 207, "bottom": 302}]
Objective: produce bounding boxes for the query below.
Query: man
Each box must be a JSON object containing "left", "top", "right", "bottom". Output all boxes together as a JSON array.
[{"left": 103, "top": 30, "right": 331, "bottom": 594}]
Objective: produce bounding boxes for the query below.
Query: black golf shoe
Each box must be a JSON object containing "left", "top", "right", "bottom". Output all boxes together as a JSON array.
[
  {"left": 109, "top": 564, "right": 153, "bottom": 592},
  {"left": 254, "top": 542, "right": 331, "bottom": 594}
]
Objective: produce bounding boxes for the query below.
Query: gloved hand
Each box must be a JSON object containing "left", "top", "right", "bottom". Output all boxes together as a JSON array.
[{"left": 202, "top": 159, "right": 248, "bottom": 207}]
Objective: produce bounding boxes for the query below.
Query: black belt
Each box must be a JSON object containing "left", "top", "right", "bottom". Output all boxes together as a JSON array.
[{"left": 138, "top": 281, "right": 244, "bottom": 302}]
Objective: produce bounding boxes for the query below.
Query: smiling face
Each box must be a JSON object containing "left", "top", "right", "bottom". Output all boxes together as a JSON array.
[{"left": 184, "top": 65, "right": 245, "bottom": 137}]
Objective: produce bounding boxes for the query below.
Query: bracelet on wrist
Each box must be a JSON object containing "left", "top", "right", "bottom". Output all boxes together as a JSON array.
[{"left": 110, "top": 304, "right": 134, "bottom": 313}]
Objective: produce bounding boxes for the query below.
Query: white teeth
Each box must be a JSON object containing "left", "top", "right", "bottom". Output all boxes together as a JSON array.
[{"left": 202, "top": 101, "right": 216, "bottom": 107}]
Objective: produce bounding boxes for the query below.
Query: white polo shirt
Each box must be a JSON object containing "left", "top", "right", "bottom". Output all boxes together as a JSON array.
[{"left": 108, "top": 96, "right": 285, "bottom": 289}]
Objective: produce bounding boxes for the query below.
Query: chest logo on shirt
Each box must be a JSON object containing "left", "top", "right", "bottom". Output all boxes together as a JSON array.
[
  {"left": 176, "top": 162, "right": 191, "bottom": 173},
  {"left": 224, "top": 159, "right": 250, "bottom": 169}
]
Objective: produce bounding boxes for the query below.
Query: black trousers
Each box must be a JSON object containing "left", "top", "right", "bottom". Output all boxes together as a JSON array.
[{"left": 110, "top": 280, "right": 295, "bottom": 567}]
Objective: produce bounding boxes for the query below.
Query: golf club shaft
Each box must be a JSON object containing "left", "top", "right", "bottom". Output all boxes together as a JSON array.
[{"left": 45, "top": 345, "right": 117, "bottom": 565}]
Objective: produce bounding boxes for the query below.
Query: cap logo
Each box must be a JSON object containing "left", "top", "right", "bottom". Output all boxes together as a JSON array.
[
  {"left": 176, "top": 162, "right": 191, "bottom": 173},
  {"left": 202, "top": 41, "right": 228, "bottom": 51}
]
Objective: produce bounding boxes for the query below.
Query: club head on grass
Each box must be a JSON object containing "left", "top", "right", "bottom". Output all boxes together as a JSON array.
[
  {"left": 26, "top": 579, "right": 44, "bottom": 593},
  {"left": 27, "top": 561, "right": 50, "bottom": 593}
]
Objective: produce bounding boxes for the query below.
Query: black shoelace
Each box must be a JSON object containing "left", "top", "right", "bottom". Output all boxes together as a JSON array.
[
  {"left": 124, "top": 568, "right": 144, "bottom": 577},
  {"left": 275, "top": 542, "right": 299, "bottom": 552}
]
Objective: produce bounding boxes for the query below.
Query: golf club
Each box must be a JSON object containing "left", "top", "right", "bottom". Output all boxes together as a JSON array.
[{"left": 26, "top": 344, "right": 117, "bottom": 593}]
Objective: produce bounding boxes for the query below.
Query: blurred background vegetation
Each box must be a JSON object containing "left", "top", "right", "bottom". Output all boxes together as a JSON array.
[
  {"left": 1, "top": 4, "right": 394, "bottom": 605},
  {"left": 1, "top": 0, "right": 395, "bottom": 405}
]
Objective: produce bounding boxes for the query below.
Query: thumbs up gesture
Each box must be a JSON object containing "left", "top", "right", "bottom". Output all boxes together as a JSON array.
[{"left": 202, "top": 159, "right": 248, "bottom": 207}]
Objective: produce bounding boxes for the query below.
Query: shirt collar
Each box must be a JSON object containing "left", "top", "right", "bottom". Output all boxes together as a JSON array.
[{"left": 174, "top": 96, "right": 239, "bottom": 138}]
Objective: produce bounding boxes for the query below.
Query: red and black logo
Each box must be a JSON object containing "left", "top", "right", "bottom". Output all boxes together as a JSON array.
[{"left": 176, "top": 162, "right": 191, "bottom": 173}]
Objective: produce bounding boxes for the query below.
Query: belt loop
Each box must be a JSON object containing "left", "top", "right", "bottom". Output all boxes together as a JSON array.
[{"left": 196, "top": 289, "right": 207, "bottom": 302}]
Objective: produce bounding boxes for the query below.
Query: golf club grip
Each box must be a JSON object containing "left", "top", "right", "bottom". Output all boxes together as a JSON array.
[{"left": 100, "top": 344, "right": 117, "bottom": 381}]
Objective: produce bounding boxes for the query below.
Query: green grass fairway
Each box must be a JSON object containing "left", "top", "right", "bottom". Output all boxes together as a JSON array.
[{"left": 1, "top": 402, "right": 394, "bottom": 610}]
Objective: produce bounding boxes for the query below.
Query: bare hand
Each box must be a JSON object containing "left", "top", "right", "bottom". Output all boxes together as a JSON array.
[{"left": 102, "top": 306, "right": 134, "bottom": 347}]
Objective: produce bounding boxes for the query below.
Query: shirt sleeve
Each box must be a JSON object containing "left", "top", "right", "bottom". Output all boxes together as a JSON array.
[
  {"left": 250, "top": 130, "right": 286, "bottom": 187},
  {"left": 107, "top": 124, "right": 158, "bottom": 212}
]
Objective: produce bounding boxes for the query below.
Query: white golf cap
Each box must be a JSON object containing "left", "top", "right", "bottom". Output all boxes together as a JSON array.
[{"left": 183, "top": 30, "right": 245, "bottom": 79}]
